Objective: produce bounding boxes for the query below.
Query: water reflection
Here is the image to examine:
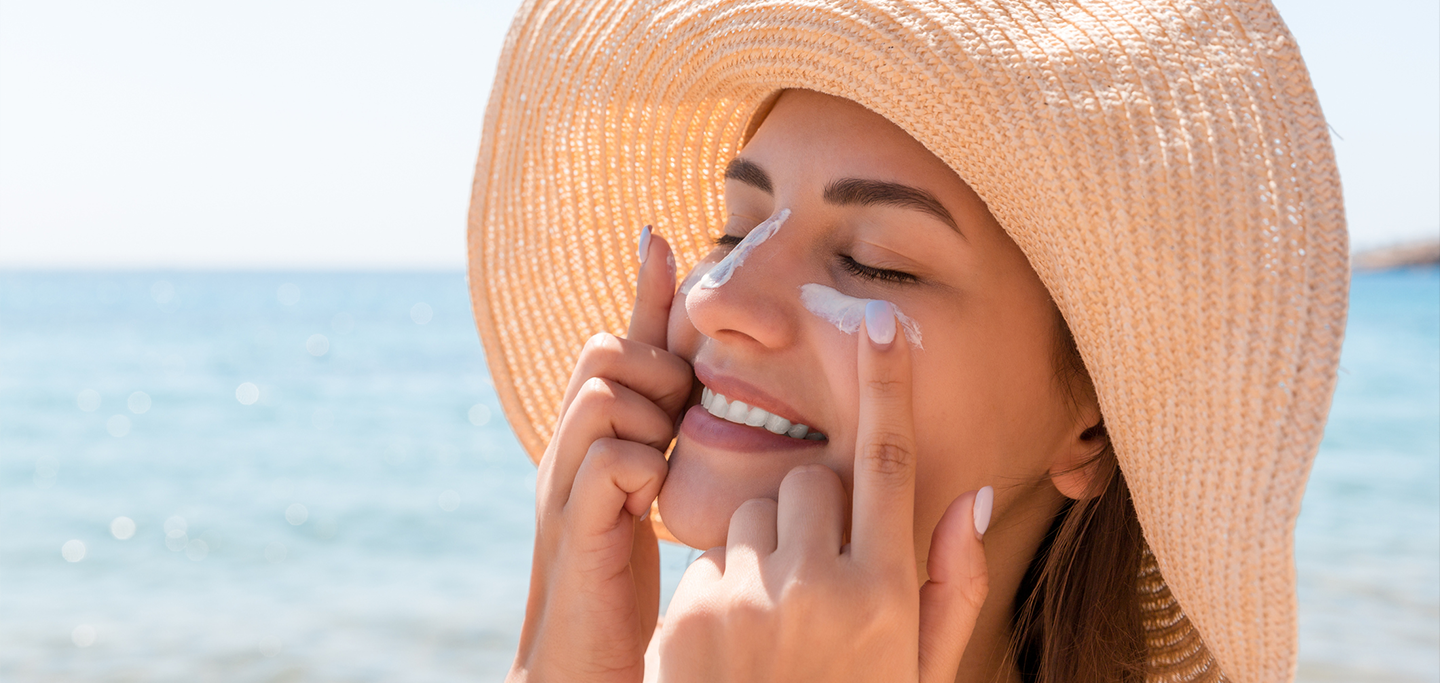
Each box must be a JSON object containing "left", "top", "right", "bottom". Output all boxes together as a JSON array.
[
  {"left": 306, "top": 334, "right": 329, "bottom": 357},
  {"left": 236, "top": 382, "right": 260, "bottom": 405},
  {"left": 106, "top": 415, "right": 131, "bottom": 437},
  {"left": 110, "top": 516, "right": 136, "bottom": 540},
  {"left": 77, "top": 388, "right": 101, "bottom": 412},
  {"left": 276, "top": 283, "right": 301, "bottom": 306}
]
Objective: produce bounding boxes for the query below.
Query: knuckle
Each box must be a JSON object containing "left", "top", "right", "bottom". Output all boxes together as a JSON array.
[
  {"left": 576, "top": 333, "right": 622, "bottom": 376},
  {"left": 781, "top": 464, "right": 838, "bottom": 493},
  {"left": 574, "top": 376, "right": 617, "bottom": 409},
  {"left": 582, "top": 331, "right": 621, "bottom": 354},
  {"left": 778, "top": 568, "right": 828, "bottom": 609},
  {"left": 583, "top": 437, "right": 620, "bottom": 465},
  {"left": 865, "top": 375, "right": 907, "bottom": 397},
  {"left": 862, "top": 432, "right": 916, "bottom": 478},
  {"left": 865, "top": 589, "right": 908, "bottom": 623},
  {"left": 728, "top": 594, "right": 774, "bottom": 630},
  {"left": 731, "top": 497, "right": 778, "bottom": 527},
  {"left": 962, "top": 572, "right": 991, "bottom": 612}
]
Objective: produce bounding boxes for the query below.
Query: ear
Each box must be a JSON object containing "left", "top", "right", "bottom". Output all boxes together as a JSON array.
[{"left": 1049, "top": 406, "right": 1108, "bottom": 501}]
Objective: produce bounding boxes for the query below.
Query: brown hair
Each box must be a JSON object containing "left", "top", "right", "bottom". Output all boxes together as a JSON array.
[{"left": 1008, "top": 312, "right": 1148, "bottom": 682}]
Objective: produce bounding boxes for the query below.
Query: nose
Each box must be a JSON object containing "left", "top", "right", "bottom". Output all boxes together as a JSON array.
[{"left": 684, "top": 213, "right": 806, "bottom": 351}]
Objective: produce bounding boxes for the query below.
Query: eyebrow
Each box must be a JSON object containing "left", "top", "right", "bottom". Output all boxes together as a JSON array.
[
  {"left": 724, "top": 157, "right": 773, "bottom": 194},
  {"left": 723, "top": 157, "right": 961, "bottom": 236}
]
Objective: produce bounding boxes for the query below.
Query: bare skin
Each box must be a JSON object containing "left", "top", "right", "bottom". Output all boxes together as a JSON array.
[{"left": 507, "top": 90, "right": 1103, "bottom": 683}]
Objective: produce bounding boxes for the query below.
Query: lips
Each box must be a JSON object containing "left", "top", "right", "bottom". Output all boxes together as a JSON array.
[
  {"left": 679, "top": 364, "right": 826, "bottom": 452},
  {"left": 699, "top": 386, "right": 824, "bottom": 440},
  {"left": 680, "top": 404, "right": 826, "bottom": 453}
]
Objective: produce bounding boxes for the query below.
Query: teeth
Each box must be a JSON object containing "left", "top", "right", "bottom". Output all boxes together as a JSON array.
[
  {"left": 725, "top": 400, "right": 750, "bottom": 423},
  {"left": 763, "top": 413, "right": 791, "bottom": 435},
  {"left": 707, "top": 392, "right": 729, "bottom": 418},
  {"left": 700, "top": 385, "right": 821, "bottom": 440}
]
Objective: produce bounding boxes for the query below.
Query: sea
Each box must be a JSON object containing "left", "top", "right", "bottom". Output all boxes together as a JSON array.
[{"left": 1, "top": 268, "right": 1435, "bottom": 682}]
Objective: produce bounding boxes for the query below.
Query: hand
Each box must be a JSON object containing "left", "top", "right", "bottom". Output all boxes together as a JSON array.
[
  {"left": 657, "top": 300, "right": 991, "bottom": 683},
  {"left": 508, "top": 228, "right": 691, "bottom": 683}
]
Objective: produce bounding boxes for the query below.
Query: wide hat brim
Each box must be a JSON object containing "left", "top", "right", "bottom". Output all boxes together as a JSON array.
[{"left": 467, "top": 1, "right": 1349, "bottom": 681}]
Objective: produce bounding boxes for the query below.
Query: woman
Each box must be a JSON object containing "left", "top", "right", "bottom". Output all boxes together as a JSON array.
[{"left": 467, "top": 1, "right": 1348, "bottom": 681}]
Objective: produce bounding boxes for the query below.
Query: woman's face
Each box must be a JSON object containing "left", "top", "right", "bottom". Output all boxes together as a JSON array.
[{"left": 661, "top": 90, "right": 1095, "bottom": 567}]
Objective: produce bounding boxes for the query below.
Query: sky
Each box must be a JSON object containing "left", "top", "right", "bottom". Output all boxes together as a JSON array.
[{"left": 1, "top": 0, "right": 1436, "bottom": 269}]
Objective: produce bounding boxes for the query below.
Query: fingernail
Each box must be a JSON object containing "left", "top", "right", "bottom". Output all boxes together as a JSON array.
[
  {"left": 864, "top": 299, "right": 896, "bottom": 346},
  {"left": 973, "top": 486, "right": 994, "bottom": 537},
  {"left": 637, "top": 225, "right": 653, "bottom": 265}
]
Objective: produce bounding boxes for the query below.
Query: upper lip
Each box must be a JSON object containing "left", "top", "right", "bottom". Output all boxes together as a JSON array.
[{"left": 692, "top": 363, "right": 822, "bottom": 433}]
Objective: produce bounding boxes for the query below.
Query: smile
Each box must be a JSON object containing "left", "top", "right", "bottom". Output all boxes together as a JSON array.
[{"left": 699, "top": 384, "right": 825, "bottom": 441}]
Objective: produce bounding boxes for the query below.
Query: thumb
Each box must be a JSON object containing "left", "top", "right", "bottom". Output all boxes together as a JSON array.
[
  {"left": 626, "top": 225, "right": 678, "bottom": 349},
  {"left": 917, "top": 486, "right": 992, "bottom": 683}
]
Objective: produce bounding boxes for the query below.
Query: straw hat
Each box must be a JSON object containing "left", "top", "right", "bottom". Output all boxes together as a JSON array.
[{"left": 466, "top": 0, "right": 1348, "bottom": 681}]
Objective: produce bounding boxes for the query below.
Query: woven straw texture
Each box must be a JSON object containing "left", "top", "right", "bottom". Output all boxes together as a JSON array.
[{"left": 466, "top": 1, "right": 1349, "bottom": 681}]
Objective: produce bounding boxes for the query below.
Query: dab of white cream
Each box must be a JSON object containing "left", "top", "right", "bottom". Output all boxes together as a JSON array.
[
  {"left": 695, "top": 209, "right": 791, "bottom": 291},
  {"left": 799, "top": 283, "right": 923, "bottom": 349},
  {"left": 678, "top": 261, "right": 716, "bottom": 296}
]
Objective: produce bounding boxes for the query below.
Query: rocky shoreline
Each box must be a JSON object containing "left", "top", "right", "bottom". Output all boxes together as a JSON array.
[{"left": 1353, "top": 238, "right": 1440, "bottom": 271}]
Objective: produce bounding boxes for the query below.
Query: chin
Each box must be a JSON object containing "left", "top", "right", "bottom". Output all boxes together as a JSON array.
[{"left": 657, "top": 438, "right": 792, "bottom": 549}]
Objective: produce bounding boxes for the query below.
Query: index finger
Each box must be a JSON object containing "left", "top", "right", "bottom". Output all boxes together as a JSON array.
[
  {"left": 850, "top": 299, "right": 918, "bottom": 568},
  {"left": 626, "top": 226, "right": 677, "bottom": 349}
]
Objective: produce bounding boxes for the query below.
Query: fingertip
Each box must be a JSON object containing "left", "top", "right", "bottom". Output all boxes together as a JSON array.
[
  {"left": 864, "top": 299, "right": 897, "bottom": 347},
  {"left": 629, "top": 229, "right": 677, "bottom": 347},
  {"left": 927, "top": 490, "right": 983, "bottom": 577}
]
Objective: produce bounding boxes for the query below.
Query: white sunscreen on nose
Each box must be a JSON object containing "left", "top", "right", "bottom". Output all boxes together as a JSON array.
[
  {"left": 799, "top": 283, "right": 924, "bottom": 349},
  {"left": 695, "top": 209, "right": 791, "bottom": 291},
  {"left": 678, "top": 261, "right": 716, "bottom": 296}
]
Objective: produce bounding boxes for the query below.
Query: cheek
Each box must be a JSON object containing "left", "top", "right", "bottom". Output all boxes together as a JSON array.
[{"left": 907, "top": 324, "right": 1069, "bottom": 528}]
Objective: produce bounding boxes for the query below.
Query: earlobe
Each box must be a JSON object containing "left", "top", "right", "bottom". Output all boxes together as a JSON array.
[{"left": 1049, "top": 419, "right": 1108, "bottom": 501}]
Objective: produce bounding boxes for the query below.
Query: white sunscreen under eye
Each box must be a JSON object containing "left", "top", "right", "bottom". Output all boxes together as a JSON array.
[
  {"left": 695, "top": 208, "right": 791, "bottom": 291},
  {"left": 799, "top": 283, "right": 924, "bottom": 349}
]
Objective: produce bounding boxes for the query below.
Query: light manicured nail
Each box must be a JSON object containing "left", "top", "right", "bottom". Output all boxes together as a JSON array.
[
  {"left": 864, "top": 299, "right": 896, "bottom": 346},
  {"left": 973, "top": 486, "right": 994, "bottom": 537},
  {"left": 638, "top": 225, "right": 652, "bottom": 265}
]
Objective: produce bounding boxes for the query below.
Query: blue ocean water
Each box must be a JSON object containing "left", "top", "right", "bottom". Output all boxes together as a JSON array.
[{"left": 0, "top": 269, "right": 1435, "bottom": 682}]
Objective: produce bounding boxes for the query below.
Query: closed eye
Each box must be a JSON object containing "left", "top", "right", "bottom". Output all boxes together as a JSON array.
[
  {"left": 839, "top": 255, "right": 917, "bottom": 284},
  {"left": 714, "top": 234, "right": 742, "bottom": 247}
]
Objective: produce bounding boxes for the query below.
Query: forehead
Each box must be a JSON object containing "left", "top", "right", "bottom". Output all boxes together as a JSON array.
[{"left": 742, "top": 90, "right": 962, "bottom": 191}]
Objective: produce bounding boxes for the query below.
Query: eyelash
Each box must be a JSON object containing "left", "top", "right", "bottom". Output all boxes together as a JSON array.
[
  {"left": 711, "top": 234, "right": 918, "bottom": 284},
  {"left": 839, "top": 255, "right": 918, "bottom": 284}
]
